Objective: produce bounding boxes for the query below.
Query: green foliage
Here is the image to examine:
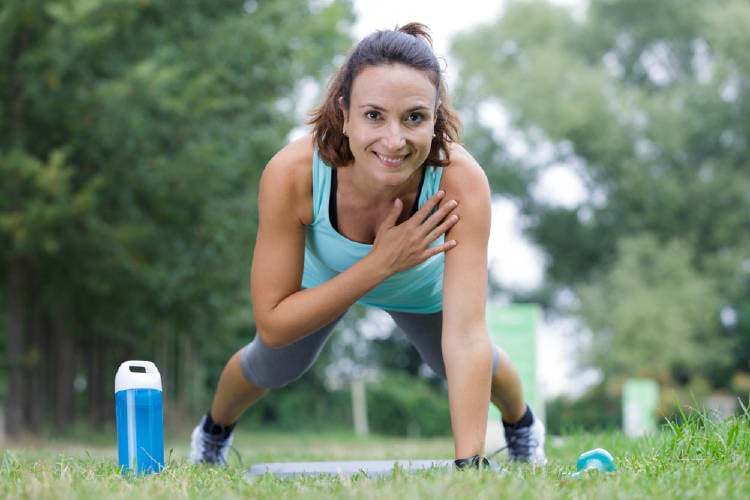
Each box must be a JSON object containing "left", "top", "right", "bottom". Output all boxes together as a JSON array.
[
  {"left": 0, "top": 148, "right": 91, "bottom": 256},
  {"left": 244, "top": 376, "right": 353, "bottom": 432},
  {"left": 662, "top": 401, "right": 750, "bottom": 462},
  {"left": 545, "top": 382, "right": 622, "bottom": 434},
  {"left": 453, "top": 0, "right": 750, "bottom": 392},
  {"left": 240, "top": 370, "right": 451, "bottom": 438},
  {"left": 576, "top": 235, "right": 732, "bottom": 386},
  {"left": 0, "top": 0, "right": 354, "bottom": 430},
  {"left": 366, "top": 372, "right": 451, "bottom": 438}
]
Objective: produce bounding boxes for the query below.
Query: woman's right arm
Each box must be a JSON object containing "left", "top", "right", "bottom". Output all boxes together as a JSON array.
[
  {"left": 250, "top": 138, "right": 458, "bottom": 348},
  {"left": 250, "top": 138, "right": 363, "bottom": 347}
]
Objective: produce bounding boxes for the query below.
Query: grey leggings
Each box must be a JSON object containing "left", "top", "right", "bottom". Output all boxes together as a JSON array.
[{"left": 240, "top": 310, "right": 500, "bottom": 389}]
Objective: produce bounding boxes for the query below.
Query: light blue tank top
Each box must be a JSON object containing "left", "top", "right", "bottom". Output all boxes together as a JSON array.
[{"left": 302, "top": 151, "right": 445, "bottom": 313}]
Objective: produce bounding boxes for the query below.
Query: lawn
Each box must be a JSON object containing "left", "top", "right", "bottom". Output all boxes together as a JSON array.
[{"left": 1, "top": 407, "right": 748, "bottom": 499}]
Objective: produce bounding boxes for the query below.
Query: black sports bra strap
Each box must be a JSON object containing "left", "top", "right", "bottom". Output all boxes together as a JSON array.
[{"left": 329, "top": 167, "right": 427, "bottom": 231}]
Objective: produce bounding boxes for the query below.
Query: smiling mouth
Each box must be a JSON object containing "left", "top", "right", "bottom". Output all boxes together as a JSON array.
[{"left": 375, "top": 152, "right": 408, "bottom": 166}]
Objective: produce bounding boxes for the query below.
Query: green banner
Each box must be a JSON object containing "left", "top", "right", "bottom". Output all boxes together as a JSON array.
[
  {"left": 622, "top": 378, "right": 659, "bottom": 437},
  {"left": 486, "top": 304, "right": 543, "bottom": 423}
]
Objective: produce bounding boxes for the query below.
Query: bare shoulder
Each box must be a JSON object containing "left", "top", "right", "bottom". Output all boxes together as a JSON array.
[
  {"left": 441, "top": 142, "right": 490, "bottom": 196},
  {"left": 264, "top": 135, "right": 314, "bottom": 185},
  {"left": 261, "top": 135, "right": 315, "bottom": 224}
]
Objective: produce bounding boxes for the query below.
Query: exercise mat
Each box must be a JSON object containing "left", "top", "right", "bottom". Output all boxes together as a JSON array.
[{"left": 246, "top": 459, "right": 456, "bottom": 478}]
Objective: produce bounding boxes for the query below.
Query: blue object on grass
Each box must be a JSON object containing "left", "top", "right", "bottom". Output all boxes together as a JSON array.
[
  {"left": 115, "top": 360, "right": 164, "bottom": 475},
  {"left": 576, "top": 448, "right": 616, "bottom": 472},
  {"left": 561, "top": 448, "right": 616, "bottom": 479}
]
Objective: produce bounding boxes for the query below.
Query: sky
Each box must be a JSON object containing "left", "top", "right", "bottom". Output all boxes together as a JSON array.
[
  {"left": 352, "top": 1, "right": 504, "bottom": 83},
  {"left": 351, "top": 0, "right": 593, "bottom": 398}
]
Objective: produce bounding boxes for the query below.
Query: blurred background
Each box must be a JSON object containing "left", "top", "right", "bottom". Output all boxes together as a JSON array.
[{"left": 2, "top": 0, "right": 749, "bottom": 444}]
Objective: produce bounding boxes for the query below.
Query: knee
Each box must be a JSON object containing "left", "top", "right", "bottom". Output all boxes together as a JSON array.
[
  {"left": 243, "top": 367, "right": 297, "bottom": 390},
  {"left": 239, "top": 341, "right": 308, "bottom": 389}
]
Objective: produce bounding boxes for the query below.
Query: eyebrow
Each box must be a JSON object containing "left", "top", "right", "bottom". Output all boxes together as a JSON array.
[{"left": 358, "top": 104, "right": 432, "bottom": 113}]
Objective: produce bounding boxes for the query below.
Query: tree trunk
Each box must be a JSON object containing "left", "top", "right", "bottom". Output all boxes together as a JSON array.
[
  {"left": 52, "top": 305, "right": 76, "bottom": 430},
  {"left": 4, "top": 258, "right": 26, "bottom": 438},
  {"left": 5, "top": 0, "right": 30, "bottom": 440},
  {"left": 28, "top": 295, "right": 45, "bottom": 433},
  {"left": 85, "top": 330, "right": 114, "bottom": 427}
]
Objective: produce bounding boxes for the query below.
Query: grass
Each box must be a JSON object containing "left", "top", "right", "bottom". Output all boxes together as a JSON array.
[{"left": 2, "top": 406, "right": 749, "bottom": 499}]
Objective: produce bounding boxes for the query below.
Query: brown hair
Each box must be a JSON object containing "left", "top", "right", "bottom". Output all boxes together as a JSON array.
[{"left": 308, "top": 22, "right": 462, "bottom": 168}]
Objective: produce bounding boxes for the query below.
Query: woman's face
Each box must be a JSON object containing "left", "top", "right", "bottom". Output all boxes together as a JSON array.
[{"left": 341, "top": 63, "right": 438, "bottom": 188}]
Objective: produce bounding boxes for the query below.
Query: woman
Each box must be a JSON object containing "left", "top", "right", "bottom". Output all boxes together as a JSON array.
[{"left": 190, "top": 23, "right": 546, "bottom": 469}]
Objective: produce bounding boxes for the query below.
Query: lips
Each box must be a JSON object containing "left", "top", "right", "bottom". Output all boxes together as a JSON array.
[{"left": 375, "top": 152, "right": 408, "bottom": 166}]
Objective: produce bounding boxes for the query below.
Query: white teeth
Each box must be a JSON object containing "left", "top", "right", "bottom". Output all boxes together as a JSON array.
[{"left": 376, "top": 153, "right": 405, "bottom": 165}]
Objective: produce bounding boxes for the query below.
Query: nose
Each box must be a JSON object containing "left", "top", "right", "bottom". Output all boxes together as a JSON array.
[{"left": 381, "top": 120, "right": 406, "bottom": 150}]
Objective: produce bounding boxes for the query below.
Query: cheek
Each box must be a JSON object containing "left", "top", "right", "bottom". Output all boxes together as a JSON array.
[
  {"left": 348, "top": 127, "right": 377, "bottom": 146},
  {"left": 415, "top": 129, "right": 435, "bottom": 148}
]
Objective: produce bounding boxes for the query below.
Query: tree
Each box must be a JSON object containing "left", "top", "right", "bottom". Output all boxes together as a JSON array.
[
  {"left": 576, "top": 235, "right": 732, "bottom": 386},
  {"left": 451, "top": 0, "right": 750, "bottom": 390},
  {"left": 1, "top": 0, "right": 354, "bottom": 436}
]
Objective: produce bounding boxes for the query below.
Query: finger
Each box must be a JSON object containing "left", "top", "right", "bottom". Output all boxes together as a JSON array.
[
  {"left": 423, "top": 238, "right": 458, "bottom": 258},
  {"left": 411, "top": 190, "right": 447, "bottom": 222},
  {"left": 420, "top": 198, "right": 458, "bottom": 231},
  {"left": 425, "top": 213, "right": 459, "bottom": 242}
]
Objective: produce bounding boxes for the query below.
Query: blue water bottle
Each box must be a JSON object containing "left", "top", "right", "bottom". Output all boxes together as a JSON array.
[{"left": 115, "top": 360, "right": 165, "bottom": 475}]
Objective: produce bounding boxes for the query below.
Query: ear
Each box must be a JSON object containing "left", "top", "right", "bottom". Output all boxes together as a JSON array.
[{"left": 338, "top": 96, "right": 349, "bottom": 126}]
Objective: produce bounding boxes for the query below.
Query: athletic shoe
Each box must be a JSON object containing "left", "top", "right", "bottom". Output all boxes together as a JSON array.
[
  {"left": 503, "top": 416, "right": 547, "bottom": 465},
  {"left": 189, "top": 415, "right": 234, "bottom": 466}
]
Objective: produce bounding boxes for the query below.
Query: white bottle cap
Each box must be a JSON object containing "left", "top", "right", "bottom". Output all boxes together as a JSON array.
[{"left": 115, "top": 360, "right": 162, "bottom": 393}]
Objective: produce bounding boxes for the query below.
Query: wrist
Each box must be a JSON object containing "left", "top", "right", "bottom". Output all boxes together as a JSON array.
[
  {"left": 454, "top": 455, "right": 490, "bottom": 470},
  {"left": 359, "top": 252, "right": 394, "bottom": 282}
]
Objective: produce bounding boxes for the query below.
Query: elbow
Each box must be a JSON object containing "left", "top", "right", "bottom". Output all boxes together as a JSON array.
[
  {"left": 255, "top": 327, "right": 285, "bottom": 349},
  {"left": 256, "top": 333, "right": 274, "bottom": 348},
  {"left": 442, "top": 323, "right": 491, "bottom": 353},
  {"left": 255, "top": 318, "right": 290, "bottom": 349}
]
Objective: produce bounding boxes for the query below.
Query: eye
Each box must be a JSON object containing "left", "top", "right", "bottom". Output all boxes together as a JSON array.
[
  {"left": 406, "top": 112, "right": 425, "bottom": 124},
  {"left": 364, "top": 110, "right": 381, "bottom": 120}
]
